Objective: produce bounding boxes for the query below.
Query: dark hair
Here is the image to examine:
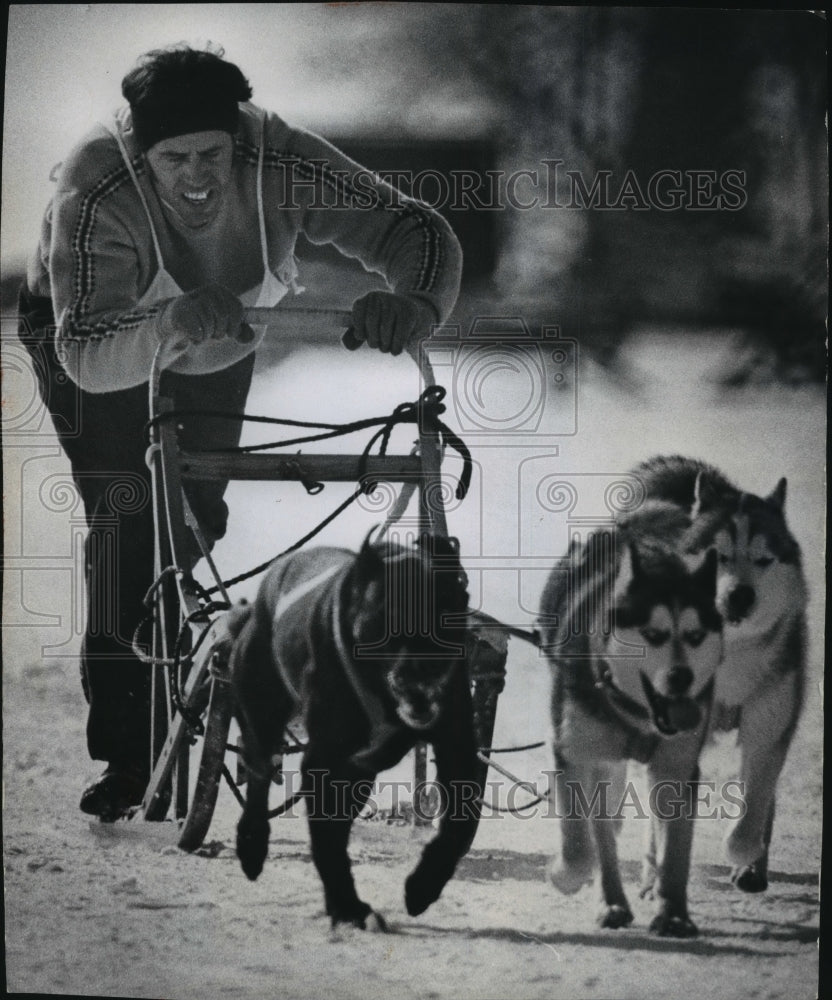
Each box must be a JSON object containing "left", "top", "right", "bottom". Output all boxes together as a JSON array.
[{"left": 122, "top": 44, "right": 253, "bottom": 151}]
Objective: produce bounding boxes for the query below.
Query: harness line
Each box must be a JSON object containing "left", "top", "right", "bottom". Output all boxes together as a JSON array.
[
  {"left": 268, "top": 563, "right": 344, "bottom": 703},
  {"left": 330, "top": 567, "right": 390, "bottom": 734}
]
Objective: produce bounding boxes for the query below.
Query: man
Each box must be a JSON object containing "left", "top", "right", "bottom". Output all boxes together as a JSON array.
[{"left": 18, "top": 45, "right": 462, "bottom": 819}]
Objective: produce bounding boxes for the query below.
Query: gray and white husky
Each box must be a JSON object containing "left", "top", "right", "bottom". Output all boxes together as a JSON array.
[
  {"left": 539, "top": 506, "right": 723, "bottom": 937},
  {"left": 630, "top": 455, "right": 807, "bottom": 892}
]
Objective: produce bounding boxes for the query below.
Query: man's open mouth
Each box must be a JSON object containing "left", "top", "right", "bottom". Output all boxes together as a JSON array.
[
  {"left": 182, "top": 189, "right": 212, "bottom": 206},
  {"left": 639, "top": 672, "right": 701, "bottom": 735}
]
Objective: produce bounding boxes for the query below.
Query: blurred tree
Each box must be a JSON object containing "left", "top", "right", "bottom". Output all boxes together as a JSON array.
[{"left": 435, "top": 7, "right": 826, "bottom": 380}]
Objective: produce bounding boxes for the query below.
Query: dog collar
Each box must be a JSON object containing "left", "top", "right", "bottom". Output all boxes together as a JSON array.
[
  {"left": 594, "top": 659, "right": 648, "bottom": 721},
  {"left": 595, "top": 661, "right": 715, "bottom": 737}
]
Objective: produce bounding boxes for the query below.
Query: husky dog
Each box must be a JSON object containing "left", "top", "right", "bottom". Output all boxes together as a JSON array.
[
  {"left": 630, "top": 455, "right": 807, "bottom": 892},
  {"left": 540, "top": 508, "right": 722, "bottom": 937},
  {"left": 231, "top": 532, "right": 481, "bottom": 930}
]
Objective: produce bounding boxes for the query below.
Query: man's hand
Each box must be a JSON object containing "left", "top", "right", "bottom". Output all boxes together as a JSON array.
[
  {"left": 347, "top": 291, "right": 435, "bottom": 356},
  {"left": 156, "top": 283, "right": 254, "bottom": 350}
]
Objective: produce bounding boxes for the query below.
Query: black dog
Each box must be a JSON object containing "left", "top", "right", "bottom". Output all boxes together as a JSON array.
[{"left": 231, "top": 532, "right": 482, "bottom": 929}]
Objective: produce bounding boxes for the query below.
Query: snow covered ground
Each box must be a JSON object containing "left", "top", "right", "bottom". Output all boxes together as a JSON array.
[{"left": 3, "top": 327, "right": 823, "bottom": 998}]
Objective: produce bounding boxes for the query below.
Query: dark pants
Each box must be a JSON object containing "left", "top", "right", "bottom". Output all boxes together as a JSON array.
[{"left": 17, "top": 285, "right": 255, "bottom": 774}]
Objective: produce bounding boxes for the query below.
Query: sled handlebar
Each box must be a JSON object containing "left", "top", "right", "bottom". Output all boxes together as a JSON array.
[
  {"left": 149, "top": 306, "right": 436, "bottom": 414},
  {"left": 242, "top": 306, "right": 433, "bottom": 384}
]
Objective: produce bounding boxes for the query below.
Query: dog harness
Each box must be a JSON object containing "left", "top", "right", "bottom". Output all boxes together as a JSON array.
[
  {"left": 270, "top": 564, "right": 343, "bottom": 630},
  {"left": 269, "top": 560, "right": 388, "bottom": 732}
]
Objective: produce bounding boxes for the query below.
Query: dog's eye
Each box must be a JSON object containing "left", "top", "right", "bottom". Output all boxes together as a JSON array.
[
  {"left": 683, "top": 629, "right": 706, "bottom": 647},
  {"left": 718, "top": 553, "right": 732, "bottom": 565},
  {"left": 754, "top": 556, "right": 774, "bottom": 568},
  {"left": 640, "top": 627, "right": 670, "bottom": 647}
]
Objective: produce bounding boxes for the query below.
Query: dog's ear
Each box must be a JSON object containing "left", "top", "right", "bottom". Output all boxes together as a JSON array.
[
  {"left": 416, "top": 531, "right": 434, "bottom": 556},
  {"left": 418, "top": 534, "right": 468, "bottom": 609},
  {"left": 614, "top": 542, "right": 641, "bottom": 597},
  {"left": 417, "top": 531, "right": 457, "bottom": 557},
  {"left": 356, "top": 527, "right": 384, "bottom": 577},
  {"left": 444, "top": 535, "right": 461, "bottom": 557},
  {"left": 692, "top": 546, "right": 719, "bottom": 599},
  {"left": 766, "top": 477, "right": 787, "bottom": 512},
  {"left": 425, "top": 534, "right": 461, "bottom": 561},
  {"left": 692, "top": 470, "right": 720, "bottom": 517},
  {"left": 438, "top": 536, "right": 469, "bottom": 607}
]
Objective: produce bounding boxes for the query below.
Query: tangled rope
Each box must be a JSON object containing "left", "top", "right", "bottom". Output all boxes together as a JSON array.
[
  {"left": 145, "top": 384, "right": 470, "bottom": 480},
  {"left": 147, "top": 386, "right": 472, "bottom": 596}
]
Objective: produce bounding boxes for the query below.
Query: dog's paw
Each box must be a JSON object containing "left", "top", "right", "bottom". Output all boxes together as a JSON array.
[
  {"left": 731, "top": 863, "right": 768, "bottom": 893},
  {"left": 329, "top": 902, "right": 386, "bottom": 935},
  {"left": 404, "top": 873, "right": 443, "bottom": 917},
  {"left": 365, "top": 910, "right": 389, "bottom": 933},
  {"left": 548, "top": 858, "right": 594, "bottom": 895},
  {"left": 725, "top": 826, "right": 765, "bottom": 869},
  {"left": 236, "top": 818, "right": 270, "bottom": 881},
  {"left": 649, "top": 911, "right": 698, "bottom": 938},
  {"left": 598, "top": 903, "right": 634, "bottom": 930}
]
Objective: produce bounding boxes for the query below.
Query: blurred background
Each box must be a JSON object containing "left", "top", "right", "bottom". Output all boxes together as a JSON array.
[
  {"left": 2, "top": 4, "right": 827, "bottom": 382},
  {"left": 2, "top": 3, "right": 827, "bottom": 667},
  {"left": 2, "top": 14, "right": 825, "bottom": 996}
]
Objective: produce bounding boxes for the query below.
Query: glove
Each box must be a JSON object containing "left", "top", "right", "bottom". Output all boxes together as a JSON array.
[
  {"left": 156, "top": 283, "right": 254, "bottom": 350},
  {"left": 346, "top": 291, "right": 436, "bottom": 356}
]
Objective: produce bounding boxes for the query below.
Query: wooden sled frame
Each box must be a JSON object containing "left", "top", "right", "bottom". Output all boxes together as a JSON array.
[{"left": 138, "top": 310, "right": 510, "bottom": 850}]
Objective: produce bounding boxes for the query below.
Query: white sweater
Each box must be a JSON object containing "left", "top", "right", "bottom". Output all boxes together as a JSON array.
[{"left": 27, "top": 102, "right": 463, "bottom": 392}]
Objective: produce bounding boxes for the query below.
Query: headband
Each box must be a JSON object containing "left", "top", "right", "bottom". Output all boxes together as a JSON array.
[{"left": 131, "top": 88, "right": 240, "bottom": 151}]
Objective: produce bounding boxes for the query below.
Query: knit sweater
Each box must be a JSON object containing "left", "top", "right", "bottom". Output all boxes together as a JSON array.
[{"left": 27, "top": 103, "right": 463, "bottom": 392}]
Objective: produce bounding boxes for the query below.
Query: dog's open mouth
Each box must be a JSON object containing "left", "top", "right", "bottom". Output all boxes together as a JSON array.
[
  {"left": 639, "top": 673, "right": 701, "bottom": 735},
  {"left": 395, "top": 703, "right": 440, "bottom": 732}
]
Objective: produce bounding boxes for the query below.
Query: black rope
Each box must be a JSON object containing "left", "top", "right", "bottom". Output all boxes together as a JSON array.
[
  {"left": 134, "top": 385, "right": 478, "bottom": 761},
  {"left": 480, "top": 742, "right": 545, "bottom": 754},
  {"left": 206, "top": 486, "right": 364, "bottom": 594},
  {"left": 221, "top": 765, "right": 246, "bottom": 808},
  {"left": 169, "top": 602, "right": 231, "bottom": 734},
  {"left": 479, "top": 793, "right": 549, "bottom": 814},
  {"left": 219, "top": 748, "right": 309, "bottom": 819},
  {"left": 196, "top": 387, "right": 471, "bottom": 596},
  {"left": 145, "top": 387, "right": 445, "bottom": 454},
  {"left": 144, "top": 409, "right": 345, "bottom": 446},
  {"left": 131, "top": 565, "right": 184, "bottom": 666},
  {"left": 146, "top": 387, "right": 472, "bottom": 500},
  {"left": 267, "top": 790, "right": 309, "bottom": 819}
]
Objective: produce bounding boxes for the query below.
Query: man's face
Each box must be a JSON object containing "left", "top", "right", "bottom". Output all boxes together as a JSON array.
[{"left": 145, "top": 130, "right": 234, "bottom": 228}]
